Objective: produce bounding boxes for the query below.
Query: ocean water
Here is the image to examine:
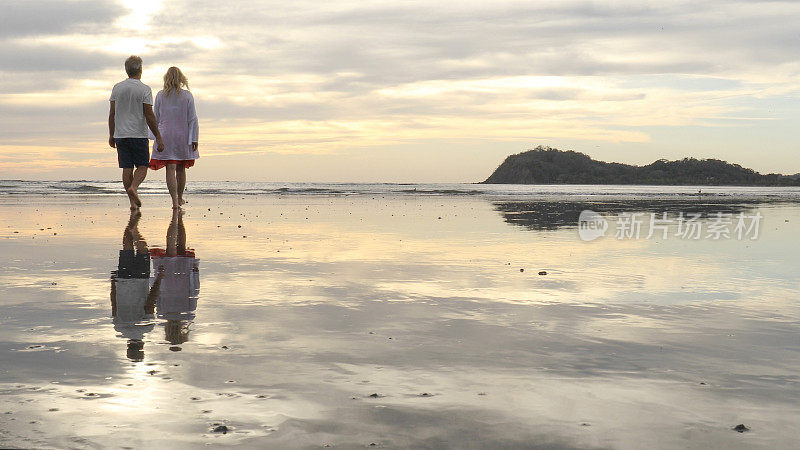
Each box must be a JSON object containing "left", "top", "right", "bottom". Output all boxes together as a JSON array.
[
  {"left": 3, "top": 179, "right": 800, "bottom": 200},
  {"left": 0, "top": 184, "right": 799, "bottom": 448}
]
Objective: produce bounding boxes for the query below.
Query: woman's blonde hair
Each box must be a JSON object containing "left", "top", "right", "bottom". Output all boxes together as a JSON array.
[{"left": 163, "top": 66, "right": 189, "bottom": 96}]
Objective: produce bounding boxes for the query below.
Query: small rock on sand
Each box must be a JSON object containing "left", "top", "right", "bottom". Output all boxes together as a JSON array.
[
  {"left": 733, "top": 424, "right": 750, "bottom": 433},
  {"left": 212, "top": 425, "right": 229, "bottom": 434},
  {"left": 538, "top": 271, "right": 547, "bottom": 275}
]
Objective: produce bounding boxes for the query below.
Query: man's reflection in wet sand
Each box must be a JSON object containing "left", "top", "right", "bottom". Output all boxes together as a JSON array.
[
  {"left": 150, "top": 209, "right": 199, "bottom": 346},
  {"left": 110, "top": 212, "right": 164, "bottom": 361}
]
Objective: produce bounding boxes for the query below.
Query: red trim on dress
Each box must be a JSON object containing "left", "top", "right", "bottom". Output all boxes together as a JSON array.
[
  {"left": 149, "top": 159, "right": 195, "bottom": 170},
  {"left": 150, "top": 248, "right": 196, "bottom": 258}
]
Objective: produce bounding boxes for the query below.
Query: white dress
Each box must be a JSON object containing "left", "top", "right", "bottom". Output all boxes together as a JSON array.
[
  {"left": 151, "top": 253, "right": 199, "bottom": 321},
  {"left": 150, "top": 89, "right": 199, "bottom": 162}
]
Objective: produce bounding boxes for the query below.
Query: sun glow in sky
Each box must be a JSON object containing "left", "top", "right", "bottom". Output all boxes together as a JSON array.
[{"left": 1, "top": 0, "right": 799, "bottom": 181}]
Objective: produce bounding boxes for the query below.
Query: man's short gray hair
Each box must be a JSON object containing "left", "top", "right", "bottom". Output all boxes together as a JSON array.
[{"left": 125, "top": 55, "right": 142, "bottom": 77}]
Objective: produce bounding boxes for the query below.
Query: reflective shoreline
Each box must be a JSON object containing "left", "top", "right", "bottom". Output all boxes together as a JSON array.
[{"left": 1, "top": 195, "right": 798, "bottom": 448}]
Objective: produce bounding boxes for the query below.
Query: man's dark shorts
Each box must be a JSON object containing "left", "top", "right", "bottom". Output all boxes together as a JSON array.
[
  {"left": 116, "top": 138, "right": 150, "bottom": 168},
  {"left": 117, "top": 249, "right": 150, "bottom": 279}
]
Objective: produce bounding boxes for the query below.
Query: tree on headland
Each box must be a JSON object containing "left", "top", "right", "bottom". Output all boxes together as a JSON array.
[{"left": 482, "top": 146, "right": 800, "bottom": 186}]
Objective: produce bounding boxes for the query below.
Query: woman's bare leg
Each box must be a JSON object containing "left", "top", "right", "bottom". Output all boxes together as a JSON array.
[
  {"left": 167, "top": 208, "right": 179, "bottom": 257},
  {"left": 165, "top": 164, "right": 180, "bottom": 209},
  {"left": 176, "top": 165, "right": 187, "bottom": 205},
  {"left": 177, "top": 210, "right": 186, "bottom": 252}
]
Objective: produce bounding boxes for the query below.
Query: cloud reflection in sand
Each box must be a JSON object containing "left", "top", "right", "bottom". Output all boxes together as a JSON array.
[{"left": 0, "top": 194, "right": 798, "bottom": 448}]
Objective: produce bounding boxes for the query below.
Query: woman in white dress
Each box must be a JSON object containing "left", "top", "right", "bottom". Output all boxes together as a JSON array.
[
  {"left": 150, "top": 209, "right": 199, "bottom": 345},
  {"left": 148, "top": 67, "right": 199, "bottom": 209}
]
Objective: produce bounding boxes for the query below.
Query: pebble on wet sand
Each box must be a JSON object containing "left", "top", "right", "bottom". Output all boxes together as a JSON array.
[
  {"left": 733, "top": 424, "right": 750, "bottom": 433},
  {"left": 538, "top": 271, "right": 547, "bottom": 275},
  {"left": 212, "top": 424, "right": 229, "bottom": 434}
]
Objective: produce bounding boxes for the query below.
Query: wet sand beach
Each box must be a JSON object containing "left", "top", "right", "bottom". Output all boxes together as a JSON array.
[{"left": 1, "top": 185, "right": 799, "bottom": 448}]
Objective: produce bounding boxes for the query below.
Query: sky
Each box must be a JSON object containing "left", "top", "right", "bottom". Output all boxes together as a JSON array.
[{"left": 0, "top": 0, "right": 799, "bottom": 182}]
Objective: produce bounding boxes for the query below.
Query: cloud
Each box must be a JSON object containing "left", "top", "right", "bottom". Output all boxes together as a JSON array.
[
  {"left": 0, "top": 0, "right": 121, "bottom": 38},
  {"left": 151, "top": 0, "right": 800, "bottom": 80},
  {"left": 2, "top": 0, "right": 800, "bottom": 179},
  {"left": 0, "top": 43, "right": 116, "bottom": 72}
]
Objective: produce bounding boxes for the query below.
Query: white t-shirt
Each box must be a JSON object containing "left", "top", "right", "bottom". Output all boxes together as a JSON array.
[
  {"left": 112, "top": 278, "right": 155, "bottom": 340},
  {"left": 110, "top": 78, "right": 153, "bottom": 139}
]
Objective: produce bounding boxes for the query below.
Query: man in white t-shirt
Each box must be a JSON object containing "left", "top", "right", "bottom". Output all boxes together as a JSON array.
[
  {"left": 109, "top": 55, "right": 164, "bottom": 210},
  {"left": 110, "top": 211, "right": 165, "bottom": 361}
]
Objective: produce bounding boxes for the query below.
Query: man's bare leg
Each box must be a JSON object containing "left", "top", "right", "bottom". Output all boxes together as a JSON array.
[
  {"left": 166, "top": 164, "right": 180, "bottom": 209},
  {"left": 176, "top": 165, "right": 187, "bottom": 206},
  {"left": 122, "top": 168, "right": 136, "bottom": 209},
  {"left": 123, "top": 223, "right": 134, "bottom": 251},
  {"left": 126, "top": 210, "right": 147, "bottom": 254},
  {"left": 126, "top": 165, "right": 147, "bottom": 209}
]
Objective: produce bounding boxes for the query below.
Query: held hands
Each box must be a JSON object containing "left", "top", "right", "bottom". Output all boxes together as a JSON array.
[
  {"left": 108, "top": 136, "right": 116, "bottom": 148},
  {"left": 192, "top": 142, "right": 198, "bottom": 152}
]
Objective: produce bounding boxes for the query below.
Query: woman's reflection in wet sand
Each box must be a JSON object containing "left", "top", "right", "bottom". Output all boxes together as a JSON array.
[
  {"left": 151, "top": 209, "right": 199, "bottom": 347},
  {"left": 110, "top": 211, "right": 164, "bottom": 361}
]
